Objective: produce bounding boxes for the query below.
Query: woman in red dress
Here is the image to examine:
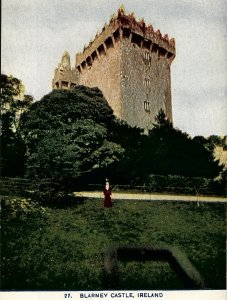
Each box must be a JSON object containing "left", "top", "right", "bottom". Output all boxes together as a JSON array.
[{"left": 103, "top": 178, "right": 112, "bottom": 208}]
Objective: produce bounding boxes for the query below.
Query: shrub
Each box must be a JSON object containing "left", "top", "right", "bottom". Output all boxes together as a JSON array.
[{"left": 143, "top": 174, "right": 215, "bottom": 195}]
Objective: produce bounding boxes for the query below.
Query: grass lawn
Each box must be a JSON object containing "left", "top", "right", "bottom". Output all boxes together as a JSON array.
[{"left": 1, "top": 197, "right": 226, "bottom": 290}]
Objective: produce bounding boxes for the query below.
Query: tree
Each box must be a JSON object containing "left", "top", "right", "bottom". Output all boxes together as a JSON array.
[
  {"left": 108, "top": 108, "right": 223, "bottom": 185},
  {"left": 0, "top": 74, "right": 33, "bottom": 176},
  {"left": 19, "top": 86, "right": 124, "bottom": 196},
  {"left": 19, "top": 87, "right": 115, "bottom": 151},
  {"left": 109, "top": 120, "right": 147, "bottom": 183},
  {"left": 145, "top": 110, "right": 223, "bottom": 178},
  {"left": 193, "top": 135, "right": 225, "bottom": 152}
]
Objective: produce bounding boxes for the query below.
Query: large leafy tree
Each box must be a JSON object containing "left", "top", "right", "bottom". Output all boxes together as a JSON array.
[
  {"left": 144, "top": 109, "right": 222, "bottom": 178},
  {"left": 19, "top": 86, "right": 124, "bottom": 193},
  {"left": 1, "top": 74, "right": 33, "bottom": 176},
  {"left": 108, "top": 109, "right": 222, "bottom": 184}
]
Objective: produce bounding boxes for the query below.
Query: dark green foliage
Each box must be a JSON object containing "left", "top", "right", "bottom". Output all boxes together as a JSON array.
[
  {"left": 1, "top": 74, "right": 23, "bottom": 106},
  {"left": 1, "top": 114, "right": 26, "bottom": 177},
  {"left": 0, "top": 74, "right": 33, "bottom": 177},
  {"left": 1, "top": 74, "right": 33, "bottom": 125},
  {"left": 110, "top": 110, "right": 222, "bottom": 185},
  {"left": 19, "top": 87, "right": 115, "bottom": 150},
  {"left": 193, "top": 135, "right": 226, "bottom": 152},
  {"left": 1, "top": 196, "right": 46, "bottom": 288},
  {"left": 1, "top": 197, "right": 226, "bottom": 290},
  {"left": 146, "top": 111, "right": 222, "bottom": 178},
  {"left": 19, "top": 87, "right": 124, "bottom": 198},
  {"left": 207, "top": 135, "right": 226, "bottom": 148},
  {"left": 143, "top": 174, "right": 215, "bottom": 195},
  {"left": 109, "top": 120, "right": 146, "bottom": 183},
  {"left": 0, "top": 177, "right": 33, "bottom": 197}
]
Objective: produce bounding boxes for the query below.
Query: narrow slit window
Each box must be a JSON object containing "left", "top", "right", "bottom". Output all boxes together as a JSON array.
[
  {"left": 152, "top": 43, "right": 159, "bottom": 53},
  {"left": 81, "top": 61, "right": 86, "bottom": 70},
  {"left": 113, "top": 29, "right": 120, "bottom": 43},
  {"left": 144, "top": 78, "right": 151, "bottom": 87},
  {"left": 131, "top": 33, "right": 142, "bottom": 47},
  {"left": 98, "top": 44, "right": 105, "bottom": 56},
  {"left": 105, "top": 36, "right": 114, "bottom": 49},
  {"left": 144, "top": 52, "right": 151, "bottom": 60},
  {"left": 159, "top": 47, "right": 167, "bottom": 57},
  {"left": 143, "top": 40, "right": 151, "bottom": 50},
  {"left": 123, "top": 28, "right": 131, "bottom": 39},
  {"left": 86, "top": 57, "right": 92, "bottom": 67},
  {"left": 91, "top": 51, "right": 98, "bottom": 61},
  {"left": 167, "top": 52, "right": 174, "bottom": 59},
  {"left": 144, "top": 101, "right": 150, "bottom": 112}
]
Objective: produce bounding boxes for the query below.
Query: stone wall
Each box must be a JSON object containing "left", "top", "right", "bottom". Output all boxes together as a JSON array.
[
  {"left": 121, "top": 37, "right": 172, "bottom": 129},
  {"left": 77, "top": 41, "right": 122, "bottom": 118}
]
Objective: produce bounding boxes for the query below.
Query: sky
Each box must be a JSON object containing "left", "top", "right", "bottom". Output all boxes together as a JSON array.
[{"left": 2, "top": 0, "right": 227, "bottom": 137}]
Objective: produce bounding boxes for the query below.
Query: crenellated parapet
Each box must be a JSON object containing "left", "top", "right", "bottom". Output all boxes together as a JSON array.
[
  {"left": 116, "top": 7, "right": 175, "bottom": 50},
  {"left": 76, "top": 8, "right": 176, "bottom": 71}
]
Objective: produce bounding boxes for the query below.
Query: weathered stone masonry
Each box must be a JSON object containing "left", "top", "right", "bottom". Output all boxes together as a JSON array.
[{"left": 52, "top": 8, "right": 176, "bottom": 130}]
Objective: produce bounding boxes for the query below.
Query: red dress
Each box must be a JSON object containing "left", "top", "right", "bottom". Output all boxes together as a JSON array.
[{"left": 103, "top": 186, "right": 112, "bottom": 208}]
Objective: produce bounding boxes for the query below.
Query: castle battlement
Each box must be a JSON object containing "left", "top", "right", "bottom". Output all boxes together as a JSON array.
[
  {"left": 76, "top": 8, "right": 175, "bottom": 70},
  {"left": 53, "top": 8, "right": 176, "bottom": 130}
]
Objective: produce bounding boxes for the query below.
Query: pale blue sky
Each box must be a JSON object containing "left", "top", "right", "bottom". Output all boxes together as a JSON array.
[{"left": 2, "top": 0, "right": 227, "bottom": 137}]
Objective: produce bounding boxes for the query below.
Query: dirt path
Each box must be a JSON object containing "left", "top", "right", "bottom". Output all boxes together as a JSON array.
[{"left": 75, "top": 191, "right": 227, "bottom": 203}]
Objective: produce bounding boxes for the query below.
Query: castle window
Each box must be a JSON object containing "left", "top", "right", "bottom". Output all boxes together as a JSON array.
[
  {"left": 167, "top": 52, "right": 174, "bottom": 59},
  {"left": 77, "top": 65, "right": 82, "bottom": 73},
  {"left": 144, "top": 101, "right": 150, "bottom": 112},
  {"left": 152, "top": 43, "right": 159, "bottom": 53},
  {"left": 144, "top": 78, "right": 151, "bottom": 87},
  {"left": 97, "top": 44, "right": 105, "bottom": 57},
  {"left": 159, "top": 47, "right": 167, "bottom": 57},
  {"left": 144, "top": 52, "right": 150, "bottom": 60},
  {"left": 86, "top": 56, "right": 92, "bottom": 67},
  {"left": 61, "top": 81, "right": 68, "bottom": 89},
  {"left": 123, "top": 28, "right": 131, "bottom": 39},
  {"left": 91, "top": 50, "right": 98, "bottom": 61},
  {"left": 143, "top": 39, "right": 151, "bottom": 50},
  {"left": 81, "top": 61, "right": 86, "bottom": 70},
  {"left": 113, "top": 29, "right": 120, "bottom": 43},
  {"left": 105, "top": 36, "right": 114, "bottom": 49},
  {"left": 131, "top": 33, "right": 142, "bottom": 47}
]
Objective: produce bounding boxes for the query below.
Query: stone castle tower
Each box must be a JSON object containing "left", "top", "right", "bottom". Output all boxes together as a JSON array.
[{"left": 52, "top": 8, "right": 176, "bottom": 130}]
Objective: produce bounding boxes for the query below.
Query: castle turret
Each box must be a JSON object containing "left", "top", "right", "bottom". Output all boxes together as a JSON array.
[
  {"left": 52, "top": 51, "right": 78, "bottom": 90},
  {"left": 61, "top": 51, "right": 71, "bottom": 69}
]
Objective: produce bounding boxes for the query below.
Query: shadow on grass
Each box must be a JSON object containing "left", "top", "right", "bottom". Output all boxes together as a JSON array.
[
  {"left": 36, "top": 195, "right": 87, "bottom": 209},
  {"left": 103, "top": 245, "right": 205, "bottom": 290}
]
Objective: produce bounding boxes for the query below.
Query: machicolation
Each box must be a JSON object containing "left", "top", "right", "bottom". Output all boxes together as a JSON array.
[{"left": 52, "top": 7, "right": 176, "bottom": 130}]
